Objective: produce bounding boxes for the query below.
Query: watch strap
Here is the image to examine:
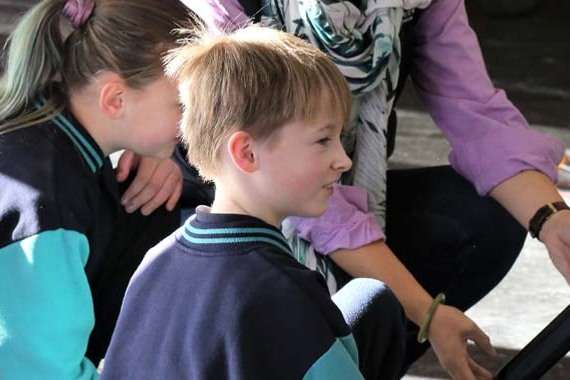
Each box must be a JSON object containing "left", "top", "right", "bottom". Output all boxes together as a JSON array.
[{"left": 529, "top": 201, "right": 570, "bottom": 239}]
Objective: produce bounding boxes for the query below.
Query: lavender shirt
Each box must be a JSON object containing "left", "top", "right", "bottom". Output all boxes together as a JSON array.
[{"left": 191, "top": 0, "right": 565, "bottom": 254}]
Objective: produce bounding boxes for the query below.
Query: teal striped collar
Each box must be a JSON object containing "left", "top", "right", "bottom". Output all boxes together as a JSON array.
[
  {"left": 35, "top": 98, "right": 104, "bottom": 173},
  {"left": 180, "top": 211, "right": 292, "bottom": 256}
]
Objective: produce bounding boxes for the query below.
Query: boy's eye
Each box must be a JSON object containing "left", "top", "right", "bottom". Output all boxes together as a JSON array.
[{"left": 316, "top": 137, "right": 331, "bottom": 146}]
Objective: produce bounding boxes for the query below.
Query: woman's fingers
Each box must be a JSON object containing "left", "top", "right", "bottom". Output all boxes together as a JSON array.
[
  {"left": 466, "top": 323, "right": 497, "bottom": 357},
  {"left": 468, "top": 357, "right": 493, "bottom": 380}
]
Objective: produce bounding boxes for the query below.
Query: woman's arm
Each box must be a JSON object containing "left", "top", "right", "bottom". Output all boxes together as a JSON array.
[
  {"left": 331, "top": 241, "right": 431, "bottom": 324},
  {"left": 410, "top": 0, "right": 564, "bottom": 195},
  {"left": 490, "top": 170, "right": 570, "bottom": 283},
  {"left": 331, "top": 241, "right": 495, "bottom": 380}
]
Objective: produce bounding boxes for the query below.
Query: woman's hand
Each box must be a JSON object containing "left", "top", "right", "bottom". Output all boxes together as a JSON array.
[
  {"left": 116, "top": 150, "right": 183, "bottom": 215},
  {"left": 428, "top": 305, "right": 496, "bottom": 380},
  {"left": 540, "top": 210, "right": 570, "bottom": 284}
]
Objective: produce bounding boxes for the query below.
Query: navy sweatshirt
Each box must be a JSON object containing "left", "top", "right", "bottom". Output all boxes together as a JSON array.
[
  {"left": 0, "top": 106, "right": 119, "bottom": 379},
  {"left": 102, "top": 210, "right": 364, "bottom": 379}
]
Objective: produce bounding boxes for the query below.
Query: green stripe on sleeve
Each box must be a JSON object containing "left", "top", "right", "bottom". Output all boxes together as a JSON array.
[
  {"left": 53, "top": 120, "right": 97, "bottom": 173},
  {"left": 54, "top": 114, "right": 103, "bottom": 169},
  {"left": 303, "top": 335, "right": 364, "bottom": 380},
  {"left": 0, "top": 229, "right": 99, "bottom": 380}
]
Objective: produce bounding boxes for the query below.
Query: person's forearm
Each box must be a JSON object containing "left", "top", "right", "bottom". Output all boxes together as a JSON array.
[
  {"left": 412, "top": 0, "right": 564, "bottom": 196},
  {"left": 330, "top": 241, "right": 433, "bottom": 326},
  {"left": 489, "top": 170, "right": 564, "bottom": 231}
]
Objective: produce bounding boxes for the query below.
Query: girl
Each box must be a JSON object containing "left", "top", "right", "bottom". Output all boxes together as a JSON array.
[{"left": 0, "top": 1, "right": 198, "bottom": 378}]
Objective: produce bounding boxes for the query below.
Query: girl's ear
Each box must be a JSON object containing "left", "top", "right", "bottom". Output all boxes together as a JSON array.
[
  {"left": 227, "top": 131, "right": 258, "bottom": 173},
  {"left": 98, "top": 73, "right": 127, "bottom": 119}
]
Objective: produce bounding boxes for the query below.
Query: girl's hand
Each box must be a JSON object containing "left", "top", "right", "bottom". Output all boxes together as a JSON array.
[
  {"left": 428, "top": 305, "right": 496, "bottom": 380},
  {"left": 116, "top": 150, "right": 183, "bottom": 215},
  {"left": 540, "top": 210, "right": 570, "bottom": 284}
]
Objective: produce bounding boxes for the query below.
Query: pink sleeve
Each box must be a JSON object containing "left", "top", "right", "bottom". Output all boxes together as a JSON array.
[
  {"left": 286, "top": 185, "right": 385, "bottom": 255},
  {"left": 185, "top": 0, "right": 250, "bottom": 32},
  {"left": 410, "top": 0, "right": 564, "bottom": 194}
]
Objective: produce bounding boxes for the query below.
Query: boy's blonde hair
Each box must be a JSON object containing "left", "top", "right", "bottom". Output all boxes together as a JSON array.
[{"left": 166, "top": 26, "right": 352, "bottom": 180}]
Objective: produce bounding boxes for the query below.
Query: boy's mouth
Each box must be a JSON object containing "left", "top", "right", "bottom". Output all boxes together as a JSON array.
[{"left": 323, "top": 179, "right": 339, "bottom": 189}]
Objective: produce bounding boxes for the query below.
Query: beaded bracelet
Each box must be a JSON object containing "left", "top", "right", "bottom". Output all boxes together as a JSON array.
[{"left": 417, "top": 293, "right": 446, "bottom": 344}]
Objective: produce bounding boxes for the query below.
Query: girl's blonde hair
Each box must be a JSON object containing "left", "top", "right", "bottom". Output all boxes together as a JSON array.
[
  {"left": 166, "top": 26, "right": 352, "bottom": 180},
  {"left": 0, "top": 0, "right": 197, "bottom": 134}
]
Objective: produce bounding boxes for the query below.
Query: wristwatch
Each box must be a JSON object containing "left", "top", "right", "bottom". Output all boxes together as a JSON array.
[{"left": 529, "top": 201, "right": 570, "bottom": 240}]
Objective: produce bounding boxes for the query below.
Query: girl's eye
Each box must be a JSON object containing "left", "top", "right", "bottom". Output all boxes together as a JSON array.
[{"left": 317, "top": 137, "right": 331, "bottom": 146}]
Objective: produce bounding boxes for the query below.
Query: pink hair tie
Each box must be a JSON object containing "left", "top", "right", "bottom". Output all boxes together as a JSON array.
[{"left": 63, "top": 0, "right": 95, "bottom": 28}]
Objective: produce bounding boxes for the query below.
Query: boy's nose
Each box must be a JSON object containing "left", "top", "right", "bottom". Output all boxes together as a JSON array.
[{"left": 333, "top": 146, "right": 352, "bottom": 173}]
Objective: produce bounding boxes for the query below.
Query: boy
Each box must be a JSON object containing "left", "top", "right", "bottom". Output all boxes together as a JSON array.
[{"left": 101, "top": 26, "right": 364, "bottom": 379}]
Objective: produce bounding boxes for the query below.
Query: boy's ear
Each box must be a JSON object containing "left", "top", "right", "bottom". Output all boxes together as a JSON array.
[
  {"left": 98, "top": 74, "right": 127, "bottom": 119},
  {"left": 227, "top": 131, "right": 258, "bottom": 173}
]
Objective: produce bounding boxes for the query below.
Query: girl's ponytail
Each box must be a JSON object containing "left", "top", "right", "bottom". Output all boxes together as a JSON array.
[{"left": 0, "top": 0, "right": 66, "bottom": 133}]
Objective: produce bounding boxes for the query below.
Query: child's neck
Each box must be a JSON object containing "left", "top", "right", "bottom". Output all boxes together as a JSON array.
[
  {"left": 211, "top": 185, "right": 283, "bottom": 228},
  {"left": 69, "top": 94, "right": 115, "bottom": 156}
]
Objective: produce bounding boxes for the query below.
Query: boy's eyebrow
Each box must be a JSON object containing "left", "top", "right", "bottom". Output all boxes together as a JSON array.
[{"left": 315, "top": 123, "right": 336, "bottom": 132}]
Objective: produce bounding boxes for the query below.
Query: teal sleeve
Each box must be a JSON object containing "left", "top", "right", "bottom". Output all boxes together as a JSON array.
[
  {"left": 0, "top": 229, "right": 99, "bottom": 380},
  {"left": 303, "top": 335, "right": 364, "bottom": 380}
]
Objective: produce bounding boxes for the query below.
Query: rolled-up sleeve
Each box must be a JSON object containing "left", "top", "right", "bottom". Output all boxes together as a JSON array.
[
  {"left": 410, "top": 0, "right": 564, "bottom": 194},
  {"left": 286, "top": 185, "right": 385, "bottom": 255}
]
